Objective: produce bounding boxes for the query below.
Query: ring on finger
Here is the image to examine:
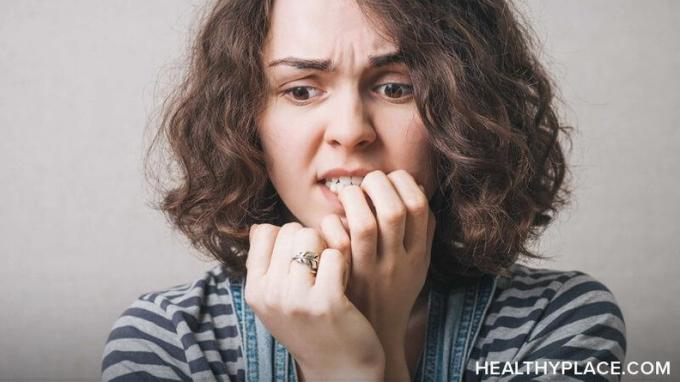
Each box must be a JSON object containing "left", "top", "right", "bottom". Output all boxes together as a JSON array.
[{"left": 290, "top": 250, "right": 320, "bottom": 275}]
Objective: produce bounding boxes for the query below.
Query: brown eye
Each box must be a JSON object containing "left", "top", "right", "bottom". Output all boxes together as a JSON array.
[
  {"left": 283, "top": 86, "right": 322, "bottom": 103},
  {"left": 290, "top": 87, "right": 309, "bottom": 100},
  {"left": 375, "top": 83, "right": 413, "bottom": 100}
]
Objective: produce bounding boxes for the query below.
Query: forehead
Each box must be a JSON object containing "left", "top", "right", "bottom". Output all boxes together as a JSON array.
[{"left": 263, "top": 0, "right": 396, "bottom": 63}]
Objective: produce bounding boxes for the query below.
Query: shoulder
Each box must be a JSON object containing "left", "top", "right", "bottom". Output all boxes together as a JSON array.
[
  {"left": 466, "top": 264, "right": 626, "bottom": 379},
  {"left": 101, "top": 265, "right": 246, "bottom": 382},
  {"left": 493, "top": 264, "right": 625, "bottom": 329}
]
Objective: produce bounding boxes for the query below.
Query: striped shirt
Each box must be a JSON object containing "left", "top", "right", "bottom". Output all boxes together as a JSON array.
[{"left": 102, "top": 264, "right": 626, "bottom": 381}]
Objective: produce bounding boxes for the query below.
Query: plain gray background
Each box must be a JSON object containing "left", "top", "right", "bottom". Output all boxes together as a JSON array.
[{"left": 1, "top": 0, "right": 678, "bottom": 380}]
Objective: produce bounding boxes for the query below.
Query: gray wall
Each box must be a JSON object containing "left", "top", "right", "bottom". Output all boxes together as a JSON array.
[{"left": 1, "top": 1, "right": 678, "bottom": 380}]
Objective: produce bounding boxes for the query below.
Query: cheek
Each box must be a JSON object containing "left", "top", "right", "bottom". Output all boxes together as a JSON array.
[
  {"left": 259, "top": 106, "right": 294, "bottom": 174},
  {"left": 259, "top": 131, "right": 288, "bottom": 190},
  {"left": 258, "top": 108, "right": 316, "bottom": 198},
  {"left": 259, "top": 99, "right": 316, "bottom": 152}
]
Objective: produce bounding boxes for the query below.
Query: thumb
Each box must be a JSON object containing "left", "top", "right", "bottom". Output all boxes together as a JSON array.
[{"left": 315, "top": 248, "right": 350, "bottom": 296}]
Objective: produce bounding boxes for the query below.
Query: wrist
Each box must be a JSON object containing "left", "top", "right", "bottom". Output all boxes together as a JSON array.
[
  {"left": 378, "top": 331, "right": 407, "bottom": 356},
  {"left": 383, "top": 352, "right": 410, "bottom": 382},
  {"left": 298, "top": 358, "right": 385, "bottom": 382},
  {"left": 381, "top": 340, "right": 410, "bottom": 382}
]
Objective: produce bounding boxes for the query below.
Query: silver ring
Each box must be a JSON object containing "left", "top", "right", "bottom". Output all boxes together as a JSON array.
[{"left": 291, "top": 251, "right": 320, "bottom": 275}]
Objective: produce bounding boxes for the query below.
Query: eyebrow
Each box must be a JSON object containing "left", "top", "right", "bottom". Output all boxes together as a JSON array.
[{"left": 267, "top": 51, "right": 404, "bottom": 71}]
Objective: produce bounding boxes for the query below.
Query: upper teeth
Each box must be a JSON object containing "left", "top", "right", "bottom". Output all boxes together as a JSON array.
[{"left": 325, "top": 176, "right": 363, "bottom": 193}]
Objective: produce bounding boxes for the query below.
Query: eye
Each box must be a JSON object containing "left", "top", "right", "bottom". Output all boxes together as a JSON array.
[
  {"left": 374, "top": 83, "right": 413, "bottom": 101},
  {"left": 282, "top": 86, "right": 323, "bottom": 104}
]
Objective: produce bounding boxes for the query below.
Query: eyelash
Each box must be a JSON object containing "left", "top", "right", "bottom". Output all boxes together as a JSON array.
[{"left": 281, "top": 83, "right": 414, "bottom": 105}]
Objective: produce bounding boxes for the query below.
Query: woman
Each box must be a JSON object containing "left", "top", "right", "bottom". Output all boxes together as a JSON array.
[{"left": 102, "top": 0, "right": 626, "bottom": 381}]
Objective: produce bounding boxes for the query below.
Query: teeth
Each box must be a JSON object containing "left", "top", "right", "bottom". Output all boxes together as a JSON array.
[{"left": 324, "top": 176, "right": 364, "bottom": 193}]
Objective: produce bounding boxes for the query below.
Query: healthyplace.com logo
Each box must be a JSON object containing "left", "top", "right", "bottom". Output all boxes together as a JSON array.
[{"left": 474, "top": 361, "right": 671, "bottom": 377}]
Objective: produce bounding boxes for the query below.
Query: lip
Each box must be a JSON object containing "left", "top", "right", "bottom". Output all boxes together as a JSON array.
[
  {"left": 318, "top": 167, "right": 374, "bottom": 182},
  {"left": 318, "top": 182, "right": 345, "bottom": 213},
  {"left": 316, "top": 167, "right": 379, "bottom": 215}
]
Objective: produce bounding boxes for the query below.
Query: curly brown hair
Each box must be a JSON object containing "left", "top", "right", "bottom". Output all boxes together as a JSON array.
[{"left": 147, "top": 0, "right": 572, "bottom": 287}]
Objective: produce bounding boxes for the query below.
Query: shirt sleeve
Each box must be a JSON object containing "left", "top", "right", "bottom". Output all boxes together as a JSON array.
[
  {"left": 101, "top": 295, "right": 194, "bottom": 381},
  {"left": 101, "top": 271, "right": 246, "bottom": 382},
  {"left": 506, "top": 272, "right": 627, "bottom": 382}
]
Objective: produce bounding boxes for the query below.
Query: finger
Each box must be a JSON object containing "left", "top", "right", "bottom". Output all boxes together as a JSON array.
[
  {"left": 337, "top": 185, "right": 378, "bottom": 269},
  {"left": 319, "top": 214, "right": 352, "bottom": 286},
  {"left": 314, "top": 248, "right": 349, "bottom": 298},
  {"left": 267, "top": 222, "right": 302, "bottom": 286},
  {"left": 386, "top": 170, "right": 430, "bottom": 252},
  {"left": 319, "top": 214, "right": 351, "bottom": 258},
  {"left": 360, "top": 170, "right": 407, "bottom": 254},
  {"left": 245, "top": 224, "right": 279, "bottom": 308},
  {"left": 246, "top": 224, "right": 279, "bottom": 278},
  {"left": 288, "top": 228, "right": 326, "bottom": 298}
]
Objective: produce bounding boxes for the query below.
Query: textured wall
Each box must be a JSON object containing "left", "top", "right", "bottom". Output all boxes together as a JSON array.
[{"left": 1, "top": 1, "right": 677, "bottom": 380}]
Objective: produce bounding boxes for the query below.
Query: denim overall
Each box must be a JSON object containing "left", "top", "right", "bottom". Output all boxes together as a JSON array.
[{"left": 230, "top": 275, "right": 496, "bottom": 382}]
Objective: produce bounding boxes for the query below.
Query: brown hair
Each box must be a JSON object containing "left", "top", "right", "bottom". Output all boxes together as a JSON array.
[{"left": 148, "top": 0, "right": 571, "bottom": 287}]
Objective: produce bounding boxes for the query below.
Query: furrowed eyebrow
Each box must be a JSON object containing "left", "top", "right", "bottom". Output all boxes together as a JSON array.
[
  {"left": 267, "top": 51, "right": 404, "bottom": 71},
  {"left": 268, "top": 57, "right": 332, "bottom": 71},
  {"left": 369, "top": 52, "right": 404, "bottom": 67}
]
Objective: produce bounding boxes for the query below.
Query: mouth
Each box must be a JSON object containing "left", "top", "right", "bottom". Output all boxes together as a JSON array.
[{"left": 321, "top": 176, "right": 364, "bottom": 194}]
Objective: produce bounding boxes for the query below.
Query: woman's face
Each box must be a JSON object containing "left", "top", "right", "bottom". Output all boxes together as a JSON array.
[{"left": 258, "top": 0, "right": 436, "bottom": 230}]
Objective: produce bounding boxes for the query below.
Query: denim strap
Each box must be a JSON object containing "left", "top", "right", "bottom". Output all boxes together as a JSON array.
[
  {"left": 416, "top": 275, "right": 497, "bottom": 382},
  {"left": 230, "top": 278, "right": 298, "bottom": 382},
  {"left": 232, "top": 275, "right": 496, "bottom": 382}
]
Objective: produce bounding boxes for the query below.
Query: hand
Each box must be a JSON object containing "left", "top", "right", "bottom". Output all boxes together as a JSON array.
[
  {"left": 245, "top": 222, "right": 385, "bottom": 381},
  {"left": 319, "top": 170, "right": 436, "bottom": 374}
]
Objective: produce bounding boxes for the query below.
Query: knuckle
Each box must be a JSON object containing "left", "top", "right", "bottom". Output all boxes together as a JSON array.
[
  {"left": 263, "top": 290, "right": 281, "bottom": 311},
  {"left": 404, "top": 196, "right": 428, "bottom": 216},
  {"left": 309, "top": 303, "right": 332, "bottom": 318},
  {"left": 354, "top": 219, "right": 377, "bottom": 238},
  {"left": 363, "top": 170, "right": 383, "bottom": 185},
  {"left": 388, "top": 169, "right": 411, "bottom": 183},
  {"left": 257, "top": 223, "right": 272, "bottom": 230},
  {"left": 296, "top": 227, "right": 324, "bottom": 245},
  {"left": 307, "top": 297, "right": 334, "bottom": 317},
  {"left": 381, "top": 204, "right": 406, "bottom": 224},
  {"left": 281, "top": 222, "right": 302, "bottom": 232},
  {"left": 281, "top": 300, "right": 305, "bottom": 317},
  {"left": 333, "top": 237, "right": 350, "bottom": 253},
  {"left": 297, "top": 227, "right": 319, "bottom": 239},
  {"left": 250, "top": 224, "right": 277, "bottom": 243},
  {"left": 258, "top": 223, "right": 278, "bottom": 234},
  {"left": 323, "top": 224, "right": 349, "bottom": 250}
]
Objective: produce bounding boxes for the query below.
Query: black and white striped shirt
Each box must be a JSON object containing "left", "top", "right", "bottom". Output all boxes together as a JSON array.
[{"left": 102, "top": 264, "right": 626, "bottom": 381}]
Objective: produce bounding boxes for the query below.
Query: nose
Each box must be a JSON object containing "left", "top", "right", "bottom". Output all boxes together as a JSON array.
[{"left": 323, "top": 88, "right": 376, "bottom": 150}]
